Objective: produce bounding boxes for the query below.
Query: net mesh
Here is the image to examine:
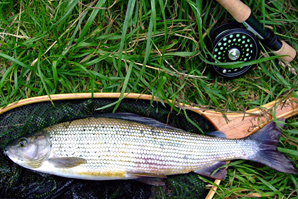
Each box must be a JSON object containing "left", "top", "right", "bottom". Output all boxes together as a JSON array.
[{"left": 0, "top": 98, "right": 215, "bottom": 198}]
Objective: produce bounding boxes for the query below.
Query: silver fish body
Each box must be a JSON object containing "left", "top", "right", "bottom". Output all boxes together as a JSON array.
[{"left": 4, "top": 115, "right": 297, "bottom": 183}]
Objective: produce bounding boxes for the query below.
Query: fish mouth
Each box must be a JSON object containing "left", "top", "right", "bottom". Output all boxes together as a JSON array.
[
  {"left": 3, "top": 147, "right": 9, "bottom": 156},
  {"left": 4, "top": 146, "right": 8, "bottom": 152},
  {"left": 3, "top": 145, "right": 14, "bottom": 157}
]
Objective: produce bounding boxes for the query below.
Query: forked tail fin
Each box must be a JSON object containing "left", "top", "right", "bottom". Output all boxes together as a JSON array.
[{"left": 247, "top": 119, "right": 297, "bottom": 174}]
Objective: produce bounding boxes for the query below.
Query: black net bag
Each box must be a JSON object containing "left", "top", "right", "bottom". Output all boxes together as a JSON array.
[{"left": 0, "top": 94, "right": 216, "bottom": 199}]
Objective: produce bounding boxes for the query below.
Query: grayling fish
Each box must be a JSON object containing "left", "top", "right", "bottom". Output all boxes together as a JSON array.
[{"left": 4, "top": 113, "right": 297, "bottom": 185}]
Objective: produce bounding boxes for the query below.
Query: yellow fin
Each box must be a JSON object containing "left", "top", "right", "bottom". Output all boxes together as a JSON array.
[{"left": 48, "top": 157, "right": 87, "bottom": 168}]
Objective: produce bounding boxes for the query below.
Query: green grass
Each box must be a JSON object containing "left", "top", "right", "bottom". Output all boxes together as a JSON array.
[{"left": 0, "top": 0, "right": 298, "bottom": 198}]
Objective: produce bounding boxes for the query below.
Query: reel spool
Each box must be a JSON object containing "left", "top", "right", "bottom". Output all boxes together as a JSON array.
[{"left": 205, "top": 23, "right": 260, "bottom": 78}]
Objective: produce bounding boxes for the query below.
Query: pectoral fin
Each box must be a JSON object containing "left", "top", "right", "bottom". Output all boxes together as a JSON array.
[
  {"left": 48, "top": 157, "right": 87, "bottom": 168},
  {"left": 194, "top": 161, "right": 228, "bottom": 180}
]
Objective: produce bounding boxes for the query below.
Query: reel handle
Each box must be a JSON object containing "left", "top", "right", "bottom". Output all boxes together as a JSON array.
[{"left": 216, "top": 0, "right": 296, "bottom": 63}]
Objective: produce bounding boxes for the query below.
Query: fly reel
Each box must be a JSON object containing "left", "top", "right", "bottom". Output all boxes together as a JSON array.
[{"left": 205, "top": 23, "right": 260, "bottom": 78}]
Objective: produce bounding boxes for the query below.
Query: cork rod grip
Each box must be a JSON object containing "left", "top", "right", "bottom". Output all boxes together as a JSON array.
[
  {"left": 273, "top": 40, "right": 297, "bottom": 63},
  {"left": 216, "top": 0, "right": 251, "bottom": 22}
]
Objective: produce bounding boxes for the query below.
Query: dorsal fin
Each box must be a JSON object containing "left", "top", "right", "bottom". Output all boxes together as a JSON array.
[{"left": 96, "top": 112, "right": 183, "bottom": 131}]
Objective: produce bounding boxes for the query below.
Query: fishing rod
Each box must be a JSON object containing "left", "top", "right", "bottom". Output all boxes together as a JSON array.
[{"left": 207, "top": 0, "right": 297, "bottom": 77}]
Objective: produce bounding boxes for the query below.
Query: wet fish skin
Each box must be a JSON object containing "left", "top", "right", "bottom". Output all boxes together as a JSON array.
[{"left": 4, "top": 114, "right": 297, "bottom": 183}]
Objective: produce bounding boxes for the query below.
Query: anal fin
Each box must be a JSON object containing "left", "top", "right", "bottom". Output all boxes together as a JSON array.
[{"left": 194, "top": 161, "right": 228, "bottom": 180}]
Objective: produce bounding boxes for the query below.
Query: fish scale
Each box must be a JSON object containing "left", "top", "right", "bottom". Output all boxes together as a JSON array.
[
  {"left": 45, "top": 117, "right": 256, "bottom": 176},
  {"left": 5, "top": 115, "right": 297, "bottom": 183}
]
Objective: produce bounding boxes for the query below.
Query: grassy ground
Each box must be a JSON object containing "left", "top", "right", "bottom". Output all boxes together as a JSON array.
[{"left": 0, "top": 0, "right": 297, "bottom": 198}]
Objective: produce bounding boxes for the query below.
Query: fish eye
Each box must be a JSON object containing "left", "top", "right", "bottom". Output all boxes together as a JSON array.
[{"left": 18, "top": 138, "right": 29, "bottom": 147}]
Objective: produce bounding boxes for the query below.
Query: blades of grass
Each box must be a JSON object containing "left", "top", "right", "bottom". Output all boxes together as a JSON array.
[
  {"left": 68, "top": 61, "right": 113, "bottom": 81},
  {"left": 199, "top": 80, "right": 226, "bottom": 106},
  {"left": 284, "top": 129, "right": 298, "bottom": 134},
  {"left": 113, "top": 61, "right": 134, "bottom": 112},
  {"left": 254, "top": 175, "right": 280, "bottom": 194},
  {"left": 186, "top": 0, "right": 203, "bottom": 49},
  {"left": 95, "top": 62, "right": 134, "bottom": 112},
  {"left": 154, "top": 75, "right": 167, "bottom": 106},
  {"left": 290, "top": 175, "right": 298, "bottom": 190},
  {"left": 150, "top": 0, "right": 156, "bottom": 33},
  {"left": 58, "top": 10, "right": 89, "bottom": 62},
  {"left": 183, "top": 109, "right": 205, "bottom": 134},
  {"left": 22, "top": 2, "right": 42, "bottom": 29},
  {"left": 52, "top": 60, "right": 58, "bottom": 90},
  {"left": 13, "top": 66, "right": 18, "bottom": 91},
  {"left": 292, "top": 90, "right": 298, "bottom": 99},
  {"left": 68, "top": 61, "right": 94, "bottom": 76},
  {"left": 84, "top": 53, "right": 111, "bottom": 66},
  {"left": 95, "top": 99, "right": 122, "bottom": 111},
  {"left": 158, "top": 0, "right": 168, "bottom": 43},
  {"left": 22, "top": 35, "right": 47, "bottom": 45},
  {"left": 0, "top": 52, "right": 31, "bottom": 69},
  {"left": 277, "top": 147, "right": 298, "bottom": 157},
  {"left": 51, "top": 0, "right": 79, "bottom": 29},
  {"left": 133, "top": 14, "right": 154, "bottom": 90},
  {"left": 289, "top": 121, "right": 298, "bottom": 127},
  {"left": 77, "top": 0, "right": 106, "bottom": 43},
  {"left": 36, "top": 49, "right": 52, "bottom": 102},
  {"left": 0, "top": 64, "right": 14, "bottom": 93},
  {"left": 273, "top": 73, "right": 291, "bottom": 90},
  {"left": 260, "top": 0, "right": 265, "bottom": 24},
  {"left": 117, "top": 0, "right": 136, "bottom": 68},
  {"left": 164, "top": 51, "right": 197, "bottom": 57}
]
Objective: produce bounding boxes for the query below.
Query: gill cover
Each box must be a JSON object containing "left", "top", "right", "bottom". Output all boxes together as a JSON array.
[{"left": 5, "top": 134, "right": 51, "bottom": 168}]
